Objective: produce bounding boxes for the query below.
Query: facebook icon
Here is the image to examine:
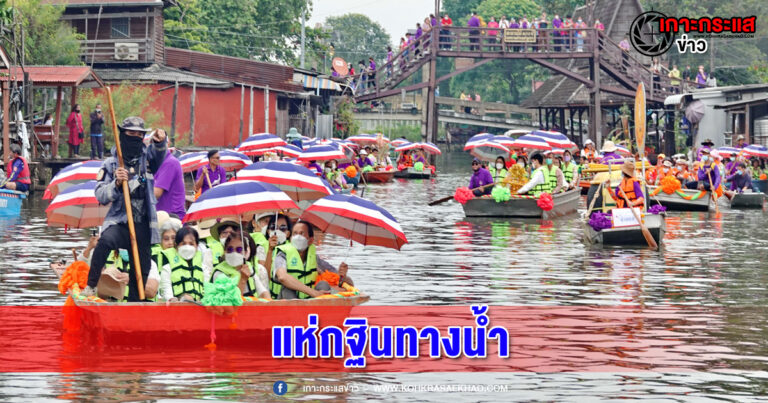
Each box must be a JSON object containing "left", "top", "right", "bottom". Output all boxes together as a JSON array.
[{"left": 273, "top": 380, "right": 288, "bottom": 395}]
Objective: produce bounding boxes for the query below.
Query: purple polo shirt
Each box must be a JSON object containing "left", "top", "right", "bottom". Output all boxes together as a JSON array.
[
  {"left": 552, "top": 18, "right": 562, "bottom": 28},
  {"left": 697, "top": 164, "right": 721, "bottom": 189},
  {"left": 196, "top": 164, "right": 227, "bottom": 194},
  {"left": 470, "top": 168, "right": 493, "bottom": 188},
  {"left": 467, "top": 16, "right": 480, "bottom": 28},
  {"left": 729, "top": 172, "right": 753, "bottom": 191},
  {"left": 154, "top": 151, "right": 186, "bottom": 220},
  {"left": 600, "top": 152, "right": 623, "bottom": 164}
]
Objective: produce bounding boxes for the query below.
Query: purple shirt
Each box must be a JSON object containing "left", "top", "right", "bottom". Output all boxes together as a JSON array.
[
  {"left": 729, "top": 171, "right": 753, "bottom": 191},
  {"left": 357, "top": 157, "right": 373, "bottom": 167},
  {"left": 431, "top": 17, "right": 437, "bottom": 27},
  {"left": 413, "top": 154, "right": 427, "bottom": 164},
  {"left": 154, "top": 151, "right": 186, "bottom": 220},
  {"left": 307, "top": 162, "right": 323, "bottom": 175},
  {"left": 724, "top": 160, "right": 738, "bottom": 177},
  {"left": 600, "top": 152, "right": 623, "bottom": 164},
  {"left": 552, "top": 17, "right": 562, "bottom": 28},
  {"left": 387, "top": 51, "right": 393, "bottom": 62},
  {"left": 369, "top": 61, "right": 376, "bottom": 71},
  {"left": 469, "top": 168, "right": 494, "bottom": 189},
  {"left": 196, "top": 164, "right": 227, "bottom": 194},
  {"left": 510, "top": 22, "right": 520, "bottom": 29},
  {"left": 697, "top": 164, "right": 721, "bottom": 189},
  {"left": 415, "top": 27, "right": 423, "bottom": 40},
  {"left": 467, "top": 16, "right": 480, "bottom": 28},
  {"left": 696, "top": 71, "right": 707, "bottom": 85}
]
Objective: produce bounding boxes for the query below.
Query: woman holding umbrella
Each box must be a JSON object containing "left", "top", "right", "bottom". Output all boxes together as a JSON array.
[{"left": 195, "top": 150, "right": 226, "bottom": 195}]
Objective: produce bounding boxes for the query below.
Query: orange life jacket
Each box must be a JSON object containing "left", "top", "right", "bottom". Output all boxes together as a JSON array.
[
  {"left": 7, "top": 156, "right": 31, "bottom": 184},
  {"left": 614, "top": 178, "right": 642, "bottom": 209}
]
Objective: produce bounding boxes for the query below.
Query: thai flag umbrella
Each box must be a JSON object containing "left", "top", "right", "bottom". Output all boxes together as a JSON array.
[
  {"left": 463, "top": 133, "right": 494, "bottom": 150},
  {"left": 491, "top": 135, "right": 516, "bottom": 148},
  {"left": 531, "top": 130, "right": 573, "bottom": 148},
  {"left": 302, "top": 139, "right": 320, "bottom": 149},
  {"left": 616, "top": 144, "right": 632, "bottom": 156},
  {"left": 508, "top": 134, "right": 552, "bottom": 151},
  {"left": 465, "top": 139, "right": 510, "bottom": 161},
  {"left": 298, "top": 145, "right": 346, "bottom": 162},
  {"left": 269, "top": 144, "right": 303, "bottom": 158},
  {"left": 43, "top": 160, "right": 102, "bottom": 200},
  {"left": 744, "top": 144, "right": 768, "bottom": 158},
  {"left": 234, "top": 161, "right": 333, "bottom": 203},
  {"left": 200, "top": 150, "right": 251, "bottom": 172},
  {"left": 46, "top": 181, "right": 110, "bottom": 228},
  {"left": 300, "top": 194, "right": 408, "bottom": 250},
  {"left": 391, "top": 138, "right": 410, "bottom": 147},
  {"left": 179, "top": 151, "right": 207, "bottom": 173},
  {"left": 347, "top": 133, "right": 387, "bottom": 145},
  {"left": 237, "top": 133, "right": 286, "bottom": 156},
  {"left": 716, "top": 146, "right": 741, "bottom": 158},
  {"left": 184, "top": 180, "right": 299, "bottom": 223},
  {"left": 395, "top": 142, "right": 442, "bottom": 155}
]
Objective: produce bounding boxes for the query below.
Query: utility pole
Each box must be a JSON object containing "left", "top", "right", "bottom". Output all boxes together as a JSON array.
[{"left": 300, "top": 1, "right": 306, "bottom": 69}]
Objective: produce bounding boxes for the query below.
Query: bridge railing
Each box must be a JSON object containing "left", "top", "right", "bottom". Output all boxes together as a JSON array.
[{"left": 436, "top": 27, "right": 596, "bottom": 56}]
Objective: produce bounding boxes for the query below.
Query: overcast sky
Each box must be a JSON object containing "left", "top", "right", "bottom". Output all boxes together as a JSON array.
[{"left": 308, "top": 0, "right": 436, "bottom": 47}]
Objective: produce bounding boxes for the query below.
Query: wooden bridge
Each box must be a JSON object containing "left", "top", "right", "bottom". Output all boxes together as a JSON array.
[{"left": 351, "top": 26, "right": 676, "bottom": 146}]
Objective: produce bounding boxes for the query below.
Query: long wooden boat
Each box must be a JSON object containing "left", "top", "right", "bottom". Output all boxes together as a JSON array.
[
  {"left": 462, "top": 188, "right": 580, "bottom": 218},
  {"left": 579, "top": 179, "right": 591, "bottom": 195},
  {"left": 363, "top": 170, "right": 395, "bottom": 183},
  {"left": 753, "top": 179, "right": 768, "bottom": 194},
  {"left": 583, "top": 213, "right": 666, "bottom": 246},
  {"left": 647, "top": 186, "right": 711, "bottom": 211},
  {"left": 729, "top": 192, "right": 765, "bottom": 209},
  {"left": 0, "top": 189, "right": 26, "bottom": 217},
  {"left": 394, "top": 167, "right": 434, "bottom": 179}
]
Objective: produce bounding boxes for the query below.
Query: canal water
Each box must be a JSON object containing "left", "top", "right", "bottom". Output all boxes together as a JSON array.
[{"left": 1, "top": 150, "right": 767, "bottom": 400}]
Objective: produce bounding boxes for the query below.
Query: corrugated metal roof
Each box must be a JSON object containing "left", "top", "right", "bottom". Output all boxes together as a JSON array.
[
  {"left": 164, "top": 48, "right": 303, "bottom": 94},
  {"left": 41, "top": 0, "right": 162, "bottom": 7},
  {"left": 713, "top": 95, "right": 768, "bottom": 109},
  {"left": 95, "top": 64, "right": 232, "bottom": 88},
  {"left": 0, "top": 66, "right": 104, "bottom": 87}
]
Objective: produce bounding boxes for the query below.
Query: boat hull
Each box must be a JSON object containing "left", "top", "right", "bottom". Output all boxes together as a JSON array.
[
  {"left": 363, "top": 170, "right": 395, "bottom": 183},
  {"left": 583, "top": 213, "right": 666, "bottom": 246},
  {"left": 462, "top": 188, "right": 581, "bottom": 218},
  {"left": 647, "top": 186, "right": 711, "bottom": 211},
  {"left": 0, "top": 189, "right": 26, "bottom": 217},
  {"left": 729, "top": 192, "right": 765, "bottom": 209},
  {"left": 394, "top": 167, "right": 433, "bottom": 179}
]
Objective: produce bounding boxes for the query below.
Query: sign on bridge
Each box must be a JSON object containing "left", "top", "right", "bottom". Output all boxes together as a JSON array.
[{"left": 503, "top": 29, "right": 537, "bottom": 43}]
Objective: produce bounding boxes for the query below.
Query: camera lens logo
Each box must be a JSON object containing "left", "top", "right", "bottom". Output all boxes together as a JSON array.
[
  {"left": 273, "top": 380, "right": 288, "bottom": 395},
  {"left": 630, "top": 11, "right": 675, "bottom": 57}
]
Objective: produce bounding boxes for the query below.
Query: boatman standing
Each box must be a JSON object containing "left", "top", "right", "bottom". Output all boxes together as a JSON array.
[
  {"left": 83, "top": 117, "right": 167, "bottom": 301},
  {"left": 1, "top": 144, "right": 31, "bottom": 192}
]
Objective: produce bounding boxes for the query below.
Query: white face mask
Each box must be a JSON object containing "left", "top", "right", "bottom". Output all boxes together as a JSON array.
[
  {"left": 219, "top": 236, "right": 228, "bottom": 246},
  {"left": 517, "top": 161, "right": 525, "bottom": 166},
  {"left": 495, "top": 163, "right": 504, "bottom": 170},
  {"left": 178, "top": 245, "right": 197, "bottom": 261},
  {"left": 291, "top": 234, "right": 309, "bottom": 251},
  {"left": 270, "top": 230, "right": 287, "bottom": 244},
  {"left": 324, "top": 167, "right": 331, "bottom": 174},
  {"left": 260, "top": 225, "right": 268, "bottom": 235},
  {"left": 225, "top": 252, "right": 244, "bottom": 267},
  {"left": 331, "top": 163, "right": 337, "bottom": 169}
]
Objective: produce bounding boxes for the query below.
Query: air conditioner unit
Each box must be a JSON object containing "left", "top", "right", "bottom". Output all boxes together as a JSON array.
[{"left": 114, "top": 43, "right": 139, "bottom": 61}]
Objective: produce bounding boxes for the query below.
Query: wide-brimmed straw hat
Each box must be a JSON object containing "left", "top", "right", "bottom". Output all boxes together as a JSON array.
[
  {"left": 620, "top": 160, "right": 635, "bottom": 177},
  {"left": 601, "top": 140, "right": 618, "bottom": 153},
  {"left": 96, "top": 266, "right": 128, "bottom": 300},
  {"left": 211, "top": 219, "right": 239, "bottom": 240}
]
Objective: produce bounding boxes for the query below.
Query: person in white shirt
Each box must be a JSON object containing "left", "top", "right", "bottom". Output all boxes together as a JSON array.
[{"left": 517, "top": 153, "right": 565, "bottom": 194}]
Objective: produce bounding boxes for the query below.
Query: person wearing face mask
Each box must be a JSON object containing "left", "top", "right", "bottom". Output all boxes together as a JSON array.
[
  {"left": 517, "top": 153, "right": 554, "bottom": 196},
  {"left": 324, "top": 160, "right": 348, "bottom": 191},
  {"left": 686, "top": 149, "right": 723, "bottom": 199},
  {"left": 249, "top": 213, "right": 271, "bottom": 259},
  {"left": 263, "top": 214, "right": 292, "bottom": 274},
  {"left": 561, "top": 150, "right": 579, "bottom": 190},
  {"left": 211, "top": 232, "right": 269, "bottom": 299},
  {"left": 271, "top": 221, "right": 342, "bottom": 300},
  {"left": 607, "top": 160, "right": 645, "bottom": 209},
  {"left": 469, "top": 158, "right": 494, "bottom": 196},
  {"left": 153, "top": 211, "right": 182, "bottom": 273},
  {"left": 724, "top": 162, "right": 754, "bottom": 200},
  {"left": 488, "top": 156, "right": 508, "bottom": 183},
  {"left": 544, "top": 151, "right": 566, "bottom": 192},
  {"left": 208, "top": 220, "right": 238, "bottom": 263},
  {"left": 160, "top": 226, "right": 209, "bottom": 302},
  {"left": 83, "top": 117, "right": 167, "bottom": 300},
  {"left": 653, "top": 159, "right": 676, "bottom": 185}
]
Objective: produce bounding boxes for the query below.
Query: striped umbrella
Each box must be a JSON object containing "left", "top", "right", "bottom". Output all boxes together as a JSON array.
[
  {"left": 463, "top": 133, "right": 494, "bottom": 150},
  {"left": 46, "top": 181, "right": 109, "bottom": 228},
  {"left": 179, "top": 151, "right": 207, "bottom": 173},
  {"left": 234, "top": 161, "right": 333, "bottom": 203},
  {"left": 184, "top": 180, "right": 298, "bottom": 223},
  {"left": 298, "top": 145, "right": 346, "bottom": 162},
  {"left": 391, "top": 138, "right": 410, "bottom": 147},
  {"left": 347, "top": 134, "right": 387, "bottom": 145},
  {"left": 616, "top": 144, "right": 632, "bottom": 156},
  {"left": 508, "top": 134, "right": 552, "bottom": 150},
  {"left": 530, "top": 130, "right": 573, "bottom": 148},
  {"left": 744, "top": 144, "right": 768, "bottom": 158},
  {"left": 200, "top": 150, "right": 251, "bottom": 172},
  {"left": 43, "top": 160, "right": 102, "bottom": 200},
  {"left": 300, "top": 194, "right": 408, "bottom": 250},
  {"left": 491, "top": 135, "right": 516, "bottom": 148},
  {"left": 237, "top": 133, "right": 286, "bottom": 155},
  {"left": 465, "top": 140, "right": 510, "bottom": 161},
  {"left": 302, "top": 139, "right": 320, "bottom": 149},
  {"left": 269, "top": 144, "right": 303, "bottom": 158},
  {"left": 716, "top": 146, "right": 741, "bottom": 158},
  {"left": 395, "top": 141, "right": 442, "bottom": 155}
]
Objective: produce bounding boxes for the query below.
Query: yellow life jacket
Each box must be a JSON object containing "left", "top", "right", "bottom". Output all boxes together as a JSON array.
[
  {"left": 204, "top": 236, "right": 224, "bottom": 264},
  {"left": 270, "top": 243, "right": 318, "bottom": 299},
  {"left": 163, "top": 248, "right": 205, "bottom": 301},
  {"left": 211, "top": 260, "right": 259, "bottom": 297},
  {"left": 532, "top": 166, "right": 554, "bottom": 196}
]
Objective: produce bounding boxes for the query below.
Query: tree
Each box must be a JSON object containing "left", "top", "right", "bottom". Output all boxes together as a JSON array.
[
  {"left": 163, "top": 0, "right": 211, "bottom": 53},
  {"left": 536, "top": 0, "right": 582, "bottom": 16},
  {"left": 0, "top": 0, "right": 82, "bottom": 66},
  {"left": 324, "top": 13, "right": 391, "bottom": 67},
  {"left": 476, "top": 0, "right": 541, "bottom": 21},
  {"left": 333, "top": 97, "right": 359, "bottom": 138},
  {"left": 442, "top": 0, "right": 483, "bottom": 21}
]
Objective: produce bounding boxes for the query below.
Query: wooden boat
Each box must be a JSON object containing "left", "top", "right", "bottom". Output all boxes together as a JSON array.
[
  {"left": 462, "top": 188, "right": 581, "bottom": 218},
  {"left": 0, "top": 189, "right": 26, "bottom": 217},
  {"left": 753, "top": 179, "right": 768, "bottom": 193},
  {"left": 579, "top": 178, "right": 592, "bottom": 195},
  {"left": 363, "top": 170, "right": 395, "bottom": 183},
  {"left": 647, "top": 186, "right": 711, "bottom": 211},
  {"left": 729, "top": 192, "right": 765, "bottom": 209},
  {"left": 394, "top": 167, "right": 434, "bottom": 179},
  {"left": 583, "top": 213, "right": 666, "bottom": 246}
]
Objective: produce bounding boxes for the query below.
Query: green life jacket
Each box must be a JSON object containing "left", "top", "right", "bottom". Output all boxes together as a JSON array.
[
  {"left": 489, "top": 166, "right": 508, "bottom": 182},
  {"left": 163, "top": 248, "right": 205, "bottom": 301},
  {"left": 151, "top": 244, "right": 168, "bottom": 270},
  {"left": 204, "top": 236, "right": 224, "bottom": 264},
  {"left": 105, "top": 252, "right": 130, "bottom": 301},
  {"left": 532, "top": 166, "right": 554, "bottom": 196},
  {"left": 270, "top": 243, "right": 318, "bottom": 300},
  {"left": 562, "top": 162, "right": 575, "bottom": 183},
  {"left": 211, "top": 260, "right": 259, "bottom": 297}
]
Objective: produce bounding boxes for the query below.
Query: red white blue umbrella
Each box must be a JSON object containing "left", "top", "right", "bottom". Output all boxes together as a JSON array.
[
  {"left": 302, "top": 139, "right": 320, "bottom": 149},
  {"left": 234, "top": 161, "right": 333, "bottom": 203},
  {"left": 43, "top": 160, "right": 102, "bottom": 200},
  {"left": 616, "top": 144, "right": 632, "bottom": 156},
  {"left": 46, "top": 180, "right": 109, "bottom": 228},
  {"left": 347, "top": 133, "right": 387, "bottom": 145},
  {"left": 716, "top": 146, "right": 741, "bottom": 158},
  {"left": 463, "top": 133, "right": 494, "bottom": 150},
  {"left": 269, "top": 144, "right": 303, "bottom": 158},
  {"left": 395, "top": 142, "right": 442, "bottom": 155},
  {"left": 300, "top": 194, "right": 408, "bottom": 250},
  {"left": 531, "top": 130, "right": 573, "bottom": 148},
  {"left": 391, "top": 138, "right": 410, "bottom": 147},
  {"left": 465, "top": 140, "right": 510, "bottom": 161},
  {"left": 298, "top": 145, "right": 346, "bottom": 162},
  {"left": 237, "top": 133, "right": 286, "bottom": 156},
  {"left": 184, "top": 180, "right": 298, "bottom": 223},
  {"left": 179, "top": 151, "right": 207, "bottom": 173},
  {"left": 491, "top": 135, "right": 516, "bottom": 148},
  {"left": 200, "top": 150, "right": 251, "bottom": 172},
  {"left": 508, "top": 134, "right": 552, "bottom": 151},
  {"left": 744, "top": 144, "right": 768, "bottom": 158}
]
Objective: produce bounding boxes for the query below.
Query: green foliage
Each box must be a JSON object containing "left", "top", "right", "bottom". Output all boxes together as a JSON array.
[
  {"left": 163, "top": 0, "right": 211, "bottom": 53},
  {"left": 1, "top": 0, "right": 82, "bottom": 65},
  {"left": 324, "top": 13, "right": 391, "bottom": 65},
  {"left": 373, "top": 124, "right": 422, "bottom": 142},
  {"left": 448, "top": 59, "right": 548, "bottom": 104},
  {"left": 78, "top": 84, "right": 164, "bottom": 150},
  {"left": 749, "top": 61, "right": 768, "bottom": 83},
  {"left": 334, "top": 97, "right": 359, "bottom": 138},
  {"left": 442, "top": 0, "right": 483, "bottom": 21},
  {"left": 476, "top": 0, "right": 541, "bottom": 20},
  {"left": 535, "top": 0, "right": 582, "bottom": 16}
]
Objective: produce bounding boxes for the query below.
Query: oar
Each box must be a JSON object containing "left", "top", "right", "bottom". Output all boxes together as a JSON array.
[
  {"left": 586, "top": 181, "right": 604, "bottom": 216},
  {"left": 428, "top": 182, "right": 498, "bottom": 206},
  {"left": 359, "top": 166, "right": 368, "bottom": 198},
  {"left": 707, "top": 169, "right": 720, "bottom": 214},
  {"left": 106, "top": 86, "right": 146, "bottom": 300},
  {"left": 619, "top": 187, "right": 658, "bottom": 250}
]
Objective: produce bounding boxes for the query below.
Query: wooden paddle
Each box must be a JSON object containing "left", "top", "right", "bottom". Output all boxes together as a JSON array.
[
  {"left": 707, "top": 169, "right": 720, "bottom": 214},
  {"left": 428, "top": 182, "right": 498, "bottom": 206},
  {"left": 105, "top": 87, "right": 146, "bottom": 300},
  {"left": 619, "top": 187, "right": 658, "bottom": 250},
  {"left": 586, "top": 181, "right": 603, "bottom": 216}
]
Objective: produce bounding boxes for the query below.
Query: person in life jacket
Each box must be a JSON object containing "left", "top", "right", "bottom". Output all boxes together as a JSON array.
[
  {"left": 324, "top": 160, "right": 349, "bottom": 191},
  {"left": 580, "top": 139, "right": 598, "bottom": 162},
  {"left": 397, "top": 150, "right": 414, "bottom": 167},
  {"left": 154, "top": 211, "right": 182, "bottom": 270},
  {"left": 2, "top": 144, "right": 31, "bottom": 192},
  {"left": 249, "top": 212, "right": 272, "bottom": 292},
  {"left": 211, "top": 230, "right": 270, "bottom": 299},
  {"left": 607, "top": 160, "right": 645, "bottom": 209},
  {"left": 560, "top": 150, "right": 580, "bottom": 190},
  {"left": 517, "top": 153, "right": 562, "bottom": 196},
  {"left": 653, "top": 159, "right": 677, "bottom": 185},
  {"left": 685, "top": 148, "right": 723, "bottom": 198},
  {"left": 199, "top": 219, "right": 237, "bottom": 265},
  {"left": 160, "top": 226, "right": 212, "bottom": 302},
  {"left": 488, "top": 156, "right": 508, "bottom": 183}
]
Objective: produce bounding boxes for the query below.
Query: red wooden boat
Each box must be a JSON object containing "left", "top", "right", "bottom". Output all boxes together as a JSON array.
[{"left": 363, "top": 170, "right": 395, "bottom": 183}]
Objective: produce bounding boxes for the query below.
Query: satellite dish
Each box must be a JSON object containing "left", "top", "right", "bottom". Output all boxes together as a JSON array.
[{"left": 332, "top": 57, "right": 348, "bottom": 75}]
